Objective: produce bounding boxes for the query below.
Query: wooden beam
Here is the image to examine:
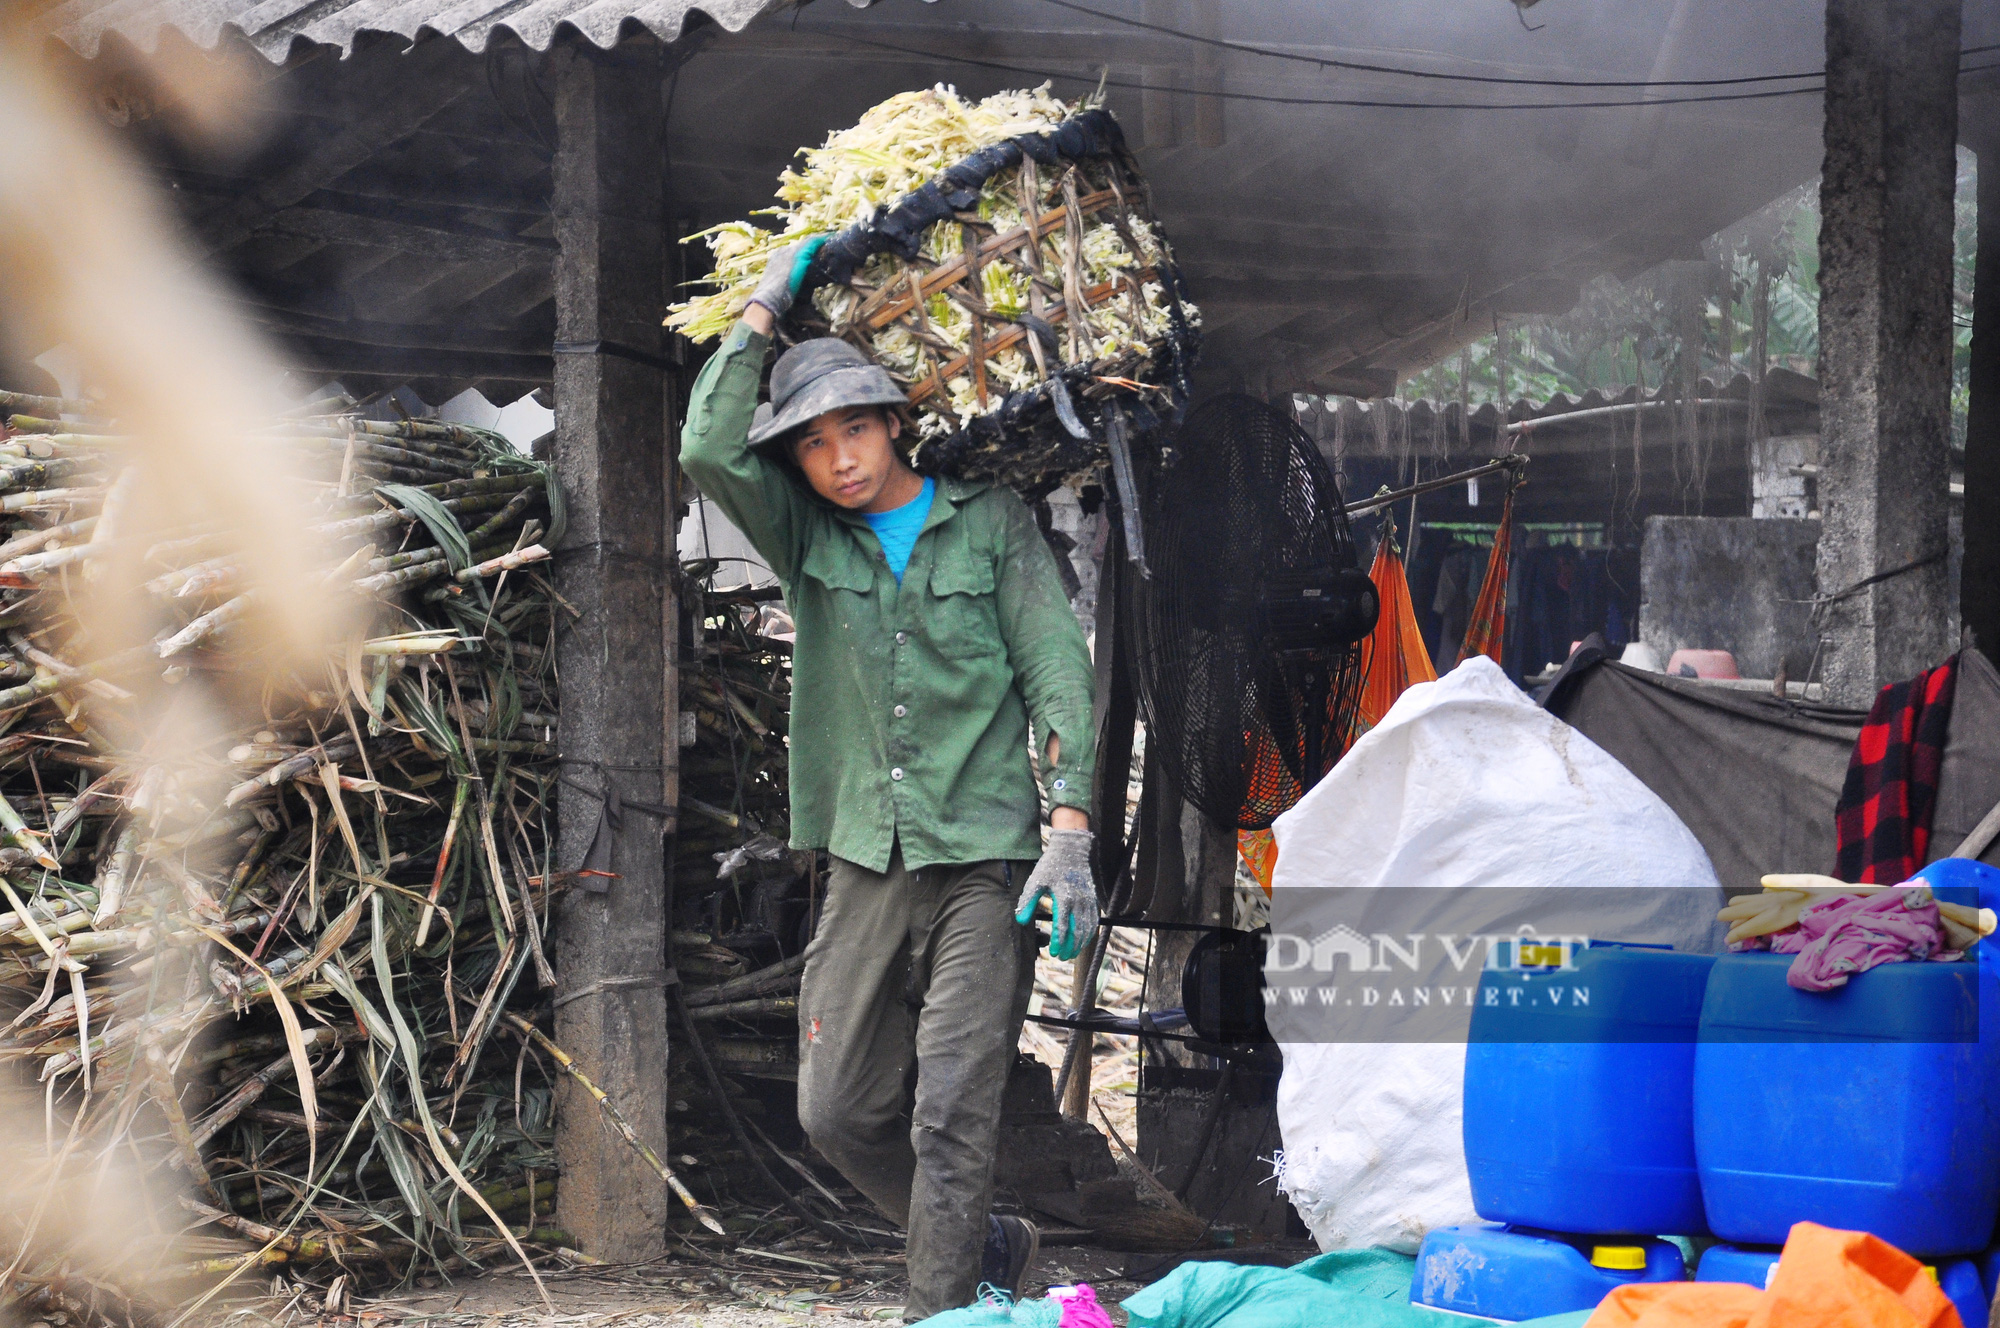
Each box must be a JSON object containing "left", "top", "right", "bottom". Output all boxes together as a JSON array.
[
  {"left": 548, "top": 37, "right": 672, "bottom": 1264},
  {"left": 191, "top": 38, "right": 475, "bottom": 259},
  {"left": 271, "top": 332, "right": 551, "bottom": 384},
  {"left": 244, "top": 305, "right": 552, "bottom": 355},
  {"left": 260, "top": 204, "right": 554, "bottom": 266}
]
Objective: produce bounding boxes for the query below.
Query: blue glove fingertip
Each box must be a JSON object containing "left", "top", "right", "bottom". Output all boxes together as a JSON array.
[
  {"left": 787, "top": 234, "right": 830, "bottom": 296},
  {"left": 1015, "top": 898, "right": 1039, "bottom": 927}
]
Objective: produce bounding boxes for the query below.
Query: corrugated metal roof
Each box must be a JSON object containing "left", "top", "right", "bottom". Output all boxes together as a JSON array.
[{"left": 39, "top": 0, "right": 844, "bottom": 60}]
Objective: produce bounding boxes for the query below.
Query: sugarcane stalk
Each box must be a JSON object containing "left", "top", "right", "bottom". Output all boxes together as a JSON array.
[
  {"left": 0, "top": 388, "right": 92, "bottom": 417},
  {"left": 157, "top": 591, "right": 255, "bottom": 657},
  {"left": 0, "top": 458, "right": 91, "bottom": 492},
  {"left": 687, "top": 996, "right": 796, "bottom": 1021},
  {"left": 502, "top": 1012, "right": 724, "bottom": 1234},
  {"left": 313, "top": 488, "right": 523, "bottom": 542},
  {"left": 179, "top": 1198, "right": 365, "bottom": 1261},
  {"left": 0, "top": 786, "right": 59, "bottom": 870},
  {"left": 0, "top": 516, "right": 95, "bottom": 563},
  {"left": 464, "top": 486, "right": 538, "bottom": 546},
  {"left": 0, "top": 644, "right": 149, "bottom": 712},
  {"left": 223, "top": 737, "right": 359, "bottom": 807},
  {"left": 682, "top": 952, "right": 808, "bottom": 1007},
  {"left": 0, "top": 486, "right": 102, "bottom": 512},
  {"left": 1, "top": 541, "right": 103, "bottom": 581},
  {"left": 456, "top": 544, "right": 548, "bottom": 582},
  {"left": 90, "top": 824, "right": 139, "bottom": 924}
]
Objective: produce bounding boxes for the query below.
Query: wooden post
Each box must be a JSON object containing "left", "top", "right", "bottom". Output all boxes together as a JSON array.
[
  {"left": 1813, "top": 0, "right": 1961, "bottom": 703},
  {"left": 549, "top": 35, "right": 672, "bottom": 1262}
]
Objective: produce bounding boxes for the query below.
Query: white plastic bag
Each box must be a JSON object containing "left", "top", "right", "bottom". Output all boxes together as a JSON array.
[{"left": 1267, "top": 657, "right": 1724, "bottom": 1253}]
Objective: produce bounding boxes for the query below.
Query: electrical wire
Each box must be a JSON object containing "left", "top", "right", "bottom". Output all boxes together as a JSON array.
[
  {"left": 796, "top": 29, "right": 1881, "bottom": 110},
  {"left": 1027, "top": 0, "right": 2000, "bottom": 91},
  {"left": 805, "top": 30, "right": 1829, "bottom": 108}
]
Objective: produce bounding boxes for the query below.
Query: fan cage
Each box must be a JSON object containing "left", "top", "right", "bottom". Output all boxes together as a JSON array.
[{"left": 1130, "top": 394, "right": 1371, "bottom": 831}]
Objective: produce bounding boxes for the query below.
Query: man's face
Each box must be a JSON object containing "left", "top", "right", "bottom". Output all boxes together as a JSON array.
[{"left": 791, "top": 407, "right": 905, "bottom": 511}]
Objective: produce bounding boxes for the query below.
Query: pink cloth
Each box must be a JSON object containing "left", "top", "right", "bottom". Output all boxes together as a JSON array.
[
  {"left": 1047, "top": 1284, "right": 1114, "bottom": 1328},
  {"left": 1767, "top": 887, "right": 1946, "bottom": 992}
]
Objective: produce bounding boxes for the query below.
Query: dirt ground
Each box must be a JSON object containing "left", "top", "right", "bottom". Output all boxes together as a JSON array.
[{"left": 310, "top": 1245, "right": 1154, "bottom": 1328}]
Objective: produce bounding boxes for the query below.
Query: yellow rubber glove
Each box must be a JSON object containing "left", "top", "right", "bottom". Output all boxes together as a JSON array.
[{"left": 1714, "top": 874, "right": 1995, "bottom": 948}]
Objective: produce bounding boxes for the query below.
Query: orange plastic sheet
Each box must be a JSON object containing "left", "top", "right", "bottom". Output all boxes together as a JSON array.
[
  {"left": 1354, "top": 536, "right": 1437, "bottom": 732},
  {"left": 1585, "top": 1223, "right": 1963, "bottom": 1328},
  {"left": 1454, "top": 488, "right": 1514, "bottom": 669}
]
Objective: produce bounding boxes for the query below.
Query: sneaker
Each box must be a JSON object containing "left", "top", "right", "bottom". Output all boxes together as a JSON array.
[{"left": 980, "top": 1214, "right": 1041, "bottom": 1298}]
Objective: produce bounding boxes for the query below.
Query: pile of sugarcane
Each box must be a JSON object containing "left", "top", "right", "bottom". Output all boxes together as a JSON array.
[{"left": 0, "top": 386, "right": 590, "bottom": 1317}]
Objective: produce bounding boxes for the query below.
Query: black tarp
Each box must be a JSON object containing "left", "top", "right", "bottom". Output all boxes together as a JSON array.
[
  {"left": 1542, "top": 639, "right": 1865, "bottom": 893},
  {"left": 1542, "top": 640, "right": 2000, "bottom": 892}
]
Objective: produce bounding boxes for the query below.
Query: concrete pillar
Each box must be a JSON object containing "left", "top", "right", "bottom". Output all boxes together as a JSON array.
[
  {"left": 1965, "top": 123, "right": 2000, "bottom": 664},
  {"left": 1813, "top": 0, "right": 1962, "bottom": 704},
  {"left": 549, "top": 36, "right": 672, "bottom": 1262}
]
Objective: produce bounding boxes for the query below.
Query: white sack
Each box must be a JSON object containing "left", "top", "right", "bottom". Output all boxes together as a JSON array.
[{"left": 1267, "top": 656, "right": 1725, "bottom": 1254}]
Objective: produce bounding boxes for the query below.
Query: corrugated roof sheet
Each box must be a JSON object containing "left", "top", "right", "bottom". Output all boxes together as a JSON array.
[{"left": 40, "top": 0, "right": 840, "bottom": 60}]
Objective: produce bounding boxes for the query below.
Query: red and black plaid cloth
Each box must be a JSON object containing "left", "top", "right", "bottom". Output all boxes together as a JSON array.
[{"left": 1833, "top": 653, "right": 1960, "bottom": 883}]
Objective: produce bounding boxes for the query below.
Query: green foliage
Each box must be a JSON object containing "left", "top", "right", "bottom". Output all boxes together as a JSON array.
[{"left": 1398, "top": 154, "right": 1977, "bottom": 448}]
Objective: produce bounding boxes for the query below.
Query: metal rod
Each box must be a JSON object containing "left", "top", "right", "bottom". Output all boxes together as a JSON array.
[
  {"left": 1503, "top": 396, "right": 1748, "bottom": 435},
  {"left": 1343, "top": 454, "right": 1528, "bottom": 517}
]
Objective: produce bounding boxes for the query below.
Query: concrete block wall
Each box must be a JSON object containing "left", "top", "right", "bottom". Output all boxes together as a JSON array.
[{"left": 1639, "top": 516, "right": 1822, "bottom": 680}]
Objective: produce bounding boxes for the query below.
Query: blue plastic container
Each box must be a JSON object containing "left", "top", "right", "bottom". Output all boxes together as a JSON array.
[
  {"left": 1694, "top": 938, "right": 2000, "bottom": 1255},
  {"left": 1410, "top": 1223, "right": 1683, "bottom": 1322},
  {"left": 1464, "top": 945, "right": 1715, "bottom": 1235},
  {"left": 1938, "top": 1259, "right": 1989, "bottom": 1328},
  {"left": 1698, "top": 1247, "right": 1984, "bottom": 1328},
  {"left": 1695, "top": 1243, "right": 1780, "bottom": 1288}
]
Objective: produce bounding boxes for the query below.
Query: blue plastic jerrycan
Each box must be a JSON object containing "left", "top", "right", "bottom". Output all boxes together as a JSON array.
[
  {"left": 1464, "top": 944, "right": 1715, "bottom": 1235},
  {"left": 1694, "top": 859, "right": 2000, "bottom": 1256},
  {"left": 1698, "top": 1245, "right": 1985, "bottom": 1328},
  {"left": 1695, "top": 1243, "right": 1781, "bottom": 1289},
  {"left": 1410, "top": 1223, "right": 1683, "bottom": 1322}
]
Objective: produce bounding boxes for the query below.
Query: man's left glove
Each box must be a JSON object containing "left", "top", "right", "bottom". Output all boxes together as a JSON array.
[
  {"left": 745, "top": 235, "right": 829, "bottom": 320},
  {"left": 1014, "top": 829, "right": 1099, "bottom": 962}
]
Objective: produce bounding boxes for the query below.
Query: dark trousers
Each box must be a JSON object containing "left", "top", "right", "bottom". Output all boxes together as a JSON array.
[{"left": 795, "top": 849, "right": 1036, "bottom": 1319}]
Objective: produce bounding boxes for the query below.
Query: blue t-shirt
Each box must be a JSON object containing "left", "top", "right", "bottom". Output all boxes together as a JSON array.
[{"left": 864, "top": 477, "right": 936, "bottom": 583}]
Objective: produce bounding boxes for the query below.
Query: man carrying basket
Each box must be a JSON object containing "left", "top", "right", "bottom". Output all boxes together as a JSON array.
[{"left": 679, "top": 239, "right": 1100, "bottom": 1319}]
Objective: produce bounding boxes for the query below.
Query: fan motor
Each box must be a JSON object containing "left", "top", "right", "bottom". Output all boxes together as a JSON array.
[{"left": 1260, "top": 566, "right": 1380, "bottom": 653}]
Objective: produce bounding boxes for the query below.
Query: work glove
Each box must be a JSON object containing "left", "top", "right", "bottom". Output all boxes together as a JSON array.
[
  {"left": 745, "top": 235, "right": 829, "bottom": 320},
  {"left": 1014, "top": 828, "right": 1098, "bottom": 962}
]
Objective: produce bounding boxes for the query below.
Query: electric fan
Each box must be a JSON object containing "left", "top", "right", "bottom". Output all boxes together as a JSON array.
[{"left": 1130, "top": 393, "right": 1378, "bottom": 831}]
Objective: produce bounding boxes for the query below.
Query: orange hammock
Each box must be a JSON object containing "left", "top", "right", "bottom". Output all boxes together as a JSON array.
[
  {"left": 1355, "top": 531, "right": 1438, "bottom": 732},
  {"left": 1454, "top": 488, "right": 1514, "bottom": 669}
]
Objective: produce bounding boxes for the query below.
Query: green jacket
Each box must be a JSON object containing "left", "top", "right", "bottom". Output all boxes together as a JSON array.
[{"left": 679, "top": 321, "right": 1095, "bottom": 872}]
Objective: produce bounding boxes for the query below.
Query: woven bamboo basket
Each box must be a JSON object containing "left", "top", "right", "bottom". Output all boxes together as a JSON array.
[{"left": 791, "top": 105, "right": 1200, "bottom": 492}]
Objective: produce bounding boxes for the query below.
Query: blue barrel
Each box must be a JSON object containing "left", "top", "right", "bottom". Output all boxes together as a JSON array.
[
  {"left": 1699, "top": 1246, "right": 1985, "bottom": 1328},
  {"left": 1694, "top": 932, "right": 2000, "bottom": 1254},
  {"left": 1465, "top": 945, "right": 1715, "bottom": 1235},
  {"left": 1410, "top": 1223, "right": 1683, "bottom": 1322},
  {"left": 1695, "top": 1243, "right": 1780, "bottom": 1288},
  {"left": 1939, "top": 1259, "right": 1990, "bottom": 1328}
]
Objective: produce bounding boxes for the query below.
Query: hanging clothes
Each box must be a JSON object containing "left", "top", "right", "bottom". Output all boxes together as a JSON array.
[
  {"left": 1455, "top": 488, "right": 1514, "bottom": 670},
  {"left": 1355, "top": 531, "right": 1438, "bottom": 732},
  {"left": 1833, "top": 655, "right": 1960, "bottom": 883},
  {"left": 1429, "top": 541, "right": 1484, "bottom": 666}
]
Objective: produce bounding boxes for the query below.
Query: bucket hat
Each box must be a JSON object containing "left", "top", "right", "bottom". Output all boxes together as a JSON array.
[{"left": 747, "top": 338, "right": 908, "bottom": 452}]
